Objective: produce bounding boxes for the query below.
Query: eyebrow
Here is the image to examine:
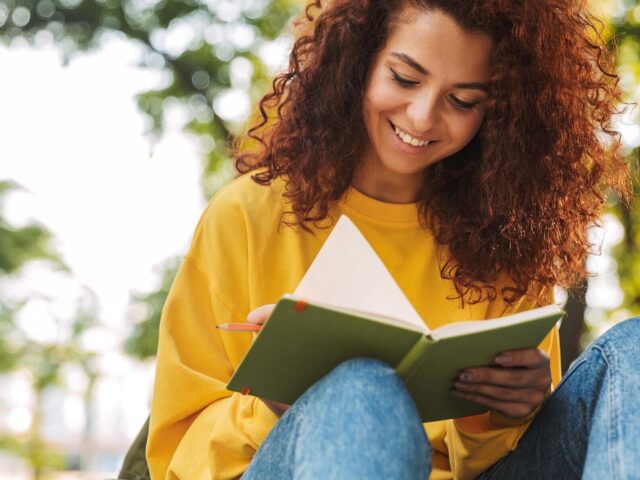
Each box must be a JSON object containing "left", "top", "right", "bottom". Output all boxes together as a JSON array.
[{"left": 389, "top": 51, "right": 490, "bottom": 92}]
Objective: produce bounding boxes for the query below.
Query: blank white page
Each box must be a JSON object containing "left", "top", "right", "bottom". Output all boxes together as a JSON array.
[{"left": 294, "top": 215, "right": 427, "bottom": 333}]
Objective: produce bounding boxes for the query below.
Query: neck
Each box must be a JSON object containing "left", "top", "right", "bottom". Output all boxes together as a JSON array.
[{"left": 352, "top": 158, "right": 421, "bottom": 204}]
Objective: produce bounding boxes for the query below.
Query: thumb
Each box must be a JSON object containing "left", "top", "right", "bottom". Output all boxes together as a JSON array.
[{"left": 246, "top": 304, "right": 276, "bottom": 325}]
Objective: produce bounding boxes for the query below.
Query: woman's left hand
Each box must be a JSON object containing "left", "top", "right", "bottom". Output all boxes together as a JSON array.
[{"left": 452, "top": 348, "right": 551, "bottom": 420}]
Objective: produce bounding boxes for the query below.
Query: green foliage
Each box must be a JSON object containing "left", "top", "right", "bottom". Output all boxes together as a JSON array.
[
  {"left": 609, "top": 1, "right": 640, "bottom": 316},
  {"left": 612, "top": 162, "right": 640, "bottom": 310},
  {"left": 0, "top": 181, "right": 67, "bottom": 373},
  {"left": 0, "top": 435, "right": 65, "bottom": 479},
  {"left": 0, "top": 181, "right": 65, "bottom": 275},
  {"left": 0, "top": 180, "right": 101, "bottom": 476},
  {"left": 0, "top": 291, "right": 101, "bottom": 477},
  {"left": 124, "top": 256, "right": 181, "bottom": 359},
  {"left": 0, "top": 0, "right": 302, "bottom": 196},
  {"left": 0, "top": 299, "right": 22, "bottom": 372},
  {"left": 0, "top": 0, "right": 305, "bottom": 363}
]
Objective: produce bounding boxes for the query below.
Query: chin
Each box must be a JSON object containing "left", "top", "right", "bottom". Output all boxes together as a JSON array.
[
  {"left": 379, "top": 156, "right": 433, "bottom": 176},
  {"left": 382, "top": 163, "right": 428, "bottom": 177}
]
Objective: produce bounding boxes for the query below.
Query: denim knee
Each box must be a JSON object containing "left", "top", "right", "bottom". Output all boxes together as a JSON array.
[
  {"left": 322, "top": 358, "right": 400, "bottom": 395},
  {"left": 591, "top": 317, "right": 640, "bottom": 353},
  {"left": 585, "top": 317, "right": 640, "bottom": 370},
  {"left": 292, "top": 358, "right": 431, "bottom": 479},
  {"left": 328, "top": 357, "right": 394, "bottom": 377}
]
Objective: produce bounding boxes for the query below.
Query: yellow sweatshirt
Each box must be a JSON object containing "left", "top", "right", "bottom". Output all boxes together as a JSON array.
[{"left": 147, "top": 173, "right": 561, "bottom": 480}]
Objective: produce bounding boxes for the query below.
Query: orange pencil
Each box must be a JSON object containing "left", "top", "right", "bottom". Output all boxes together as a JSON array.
[{"left": 216, "top": 323, "right": 262, "bottom": 332}]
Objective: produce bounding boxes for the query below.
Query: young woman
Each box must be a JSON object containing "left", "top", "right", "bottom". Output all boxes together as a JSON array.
[{"left": 145, "top": 0, "right": 637, "bottom": 478}]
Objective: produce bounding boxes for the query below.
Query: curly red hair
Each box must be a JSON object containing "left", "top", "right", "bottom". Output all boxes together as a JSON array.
[{"left": 234, "top": 0, "right": 630, "bottom": 304}]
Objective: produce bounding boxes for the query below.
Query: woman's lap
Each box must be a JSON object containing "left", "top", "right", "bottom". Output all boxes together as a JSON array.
[
  {"left": 244, "top": 318, "right": 640, "bottom": 479},
  {"left": 242, "top": 358, "right": 430, "bottom": 480}
]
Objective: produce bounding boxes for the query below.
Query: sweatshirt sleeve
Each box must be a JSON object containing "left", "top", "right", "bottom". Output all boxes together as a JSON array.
[
  {"left": 443, "top": 287, "right": 562, "bottom": 480},
  {"left": 146, "top": 190, "right": 279, "bottom": 479}
]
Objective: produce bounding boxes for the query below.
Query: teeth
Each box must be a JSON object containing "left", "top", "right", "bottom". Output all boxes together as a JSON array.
[{"left": 394, "top": 126, "right": 429, "bottom": 147}]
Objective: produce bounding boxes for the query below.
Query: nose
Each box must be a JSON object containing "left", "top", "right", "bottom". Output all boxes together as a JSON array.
[{"left": 406, "top": 92, "right": 439, "bottom": 134}]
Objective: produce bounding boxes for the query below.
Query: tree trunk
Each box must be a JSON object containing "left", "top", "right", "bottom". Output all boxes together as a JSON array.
[
  {"left": 79, "top": 374, "right": 97, "bottom": 471},
  {"left": 30, "top": 386, "right": 44, "bottom": 480},
  {"left": 559, "top": 281, "right": 588, "bottom": 374}
]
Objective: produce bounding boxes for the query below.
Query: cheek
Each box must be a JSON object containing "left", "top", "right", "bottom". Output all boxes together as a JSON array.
[
  {"left": 364, "top": 76, "right": 403, "bottom": 117},
  {"left": 452, "top": 114, "right": 485, "bottom": 143},
  {"left": 362, "top": 96, "right": 377, "bottom": 140}
]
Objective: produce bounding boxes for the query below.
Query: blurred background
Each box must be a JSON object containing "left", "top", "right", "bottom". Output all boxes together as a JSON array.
[{"left": 0, "top": 0, "right": 638, "bottom": 478}]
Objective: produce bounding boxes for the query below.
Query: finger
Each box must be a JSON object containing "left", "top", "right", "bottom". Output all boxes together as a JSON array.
[
  {"left": 459, "top": 366, "right": 549, "bottom": 389},
  {"left": 246, "top": 304, "right": 276, "bottom": 324},
  {"left": 454, "top": 380, "right": 547, "bottom": 405},
  {"left": 494, "top": 348, "right": 549, "bottom": 368},
  {"left": 451, "top": 390, "right": 536, "bottom": 419}
]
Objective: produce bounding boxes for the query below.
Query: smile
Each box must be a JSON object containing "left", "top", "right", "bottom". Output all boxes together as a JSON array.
[
  {"left": 387, "top": 119, "right": 437, "bottom": 155},
  {"left": 390, "top": 122, "right": 432, "bottom": 148}
]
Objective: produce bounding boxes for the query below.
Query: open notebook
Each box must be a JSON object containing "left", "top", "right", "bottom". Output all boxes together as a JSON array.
[{"left": 226, "top": 216, "right": 563, "bottom": 421}]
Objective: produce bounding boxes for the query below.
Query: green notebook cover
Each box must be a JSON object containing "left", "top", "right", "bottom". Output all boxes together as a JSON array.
[
  {"left": 399, "top": 311, "right": 561, "bottom": 421},
  {"left": 227, "top": 297, "right": 563, "bottom": 422}
]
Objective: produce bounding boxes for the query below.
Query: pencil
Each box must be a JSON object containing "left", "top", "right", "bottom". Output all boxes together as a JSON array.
[{"left": 216, "top": 323, "right": 262, "bottom": 332}]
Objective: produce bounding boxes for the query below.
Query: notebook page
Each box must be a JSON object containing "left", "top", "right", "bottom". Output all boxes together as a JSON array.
[
  {"left": 430, "top": 304, "right": 563, "bottom": 340},
  {"left": 294, "top": 215, "right": 428, "bottom": 333}
]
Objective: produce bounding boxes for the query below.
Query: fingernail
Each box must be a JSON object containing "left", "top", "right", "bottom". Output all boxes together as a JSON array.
[
  {"left": 495, "top": 354, "right": 510, "bottom": 365},
  {"left": 460, "top": 372, "right": 473, "bottom": 382}
]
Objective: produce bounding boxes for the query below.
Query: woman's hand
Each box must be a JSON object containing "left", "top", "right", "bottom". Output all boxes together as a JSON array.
[
  {"left": 452, "top": 348, "right": 551, "bottom": 420},
  {"left": 246, "top": 304, "right": 290, "bottom": 417},
  {"left": 246, "top": 304, "right": 276, "bottom": 326}
]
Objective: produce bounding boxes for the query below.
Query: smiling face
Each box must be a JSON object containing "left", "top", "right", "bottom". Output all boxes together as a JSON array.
[{"left": 355, "top": 7, "right": 493, "bottom": 203}]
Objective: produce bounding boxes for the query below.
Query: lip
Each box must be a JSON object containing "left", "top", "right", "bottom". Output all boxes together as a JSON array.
[{"left": 388, "top": 121, "right": 435, "bottom": 154}]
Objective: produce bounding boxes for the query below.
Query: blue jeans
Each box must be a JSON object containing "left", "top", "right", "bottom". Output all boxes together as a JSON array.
[{"left": 242, "top": 317, "right": 640, "bottom": 479}]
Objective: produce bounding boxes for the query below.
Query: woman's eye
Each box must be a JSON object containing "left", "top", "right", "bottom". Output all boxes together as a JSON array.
[
  {"left": 450, "top": 96, "right": 478, "bottom": 111},
  {"left": 389, "top": 68, "right": 419, "bottom": 88}
]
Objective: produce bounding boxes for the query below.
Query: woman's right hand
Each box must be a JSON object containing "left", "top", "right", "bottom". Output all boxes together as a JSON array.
[
  {"left": 246, "top": 304, "right": 276, "bottom": 326},
  {"left": 246, "top": 304, "right": 289, "bottom": 417}
]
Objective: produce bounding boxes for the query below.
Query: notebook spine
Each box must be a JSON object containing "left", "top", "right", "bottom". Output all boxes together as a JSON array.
[{"left": 395, "top": 335, "right": 434, "bottom": 380}]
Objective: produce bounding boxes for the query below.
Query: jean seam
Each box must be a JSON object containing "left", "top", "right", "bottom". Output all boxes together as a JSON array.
[
  {"left": 593, "top": 343, "right": 622, "bottom": 479},
  {"left": 553, "top": 355, "right": 589, "bottom": 391}
]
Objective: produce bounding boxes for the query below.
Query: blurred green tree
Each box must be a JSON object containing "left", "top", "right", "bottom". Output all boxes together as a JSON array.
[
  {"left": 13, "top": 292, "right": 100, "bottom": 479},
  {"left": 124, "top": 256, "right": 181, "bottom": 360},
  {"left": 0, "top": 0, "right": 301, "bottom": 196},
  {"left": 0, "top": 180, "right": 65, "bottom": 373},
  {"left": 610, "top": 2, "right": 640, "bottom": 317},
  {"left": 1, "top": 0, "right": 303, "bottom": 360},
  {"left": 0, "top": 181, "right": 62, "bottom": 277},
  {"left": 0, "top": 181, "right": 101, "bottom": 477}
]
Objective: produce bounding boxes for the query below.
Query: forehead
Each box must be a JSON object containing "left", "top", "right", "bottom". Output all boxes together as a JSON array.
[{"left": 384, "top": 8, "right": 493, "bottom": 81}]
